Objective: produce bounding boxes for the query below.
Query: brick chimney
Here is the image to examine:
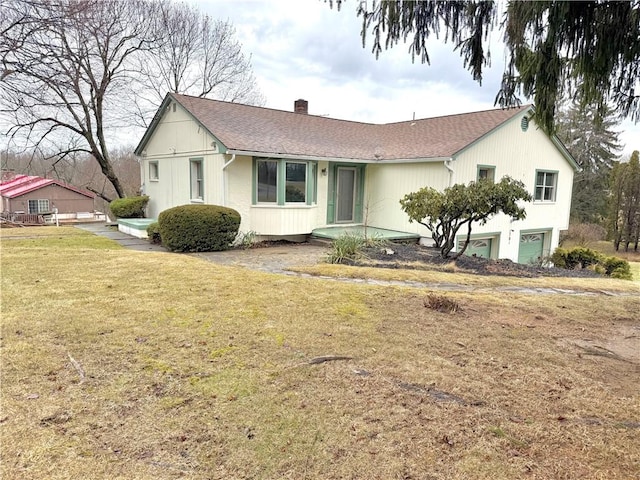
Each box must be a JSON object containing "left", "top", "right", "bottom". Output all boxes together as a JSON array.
[{"left": 294, "top": 99, "right": 308, "bottom": 114}]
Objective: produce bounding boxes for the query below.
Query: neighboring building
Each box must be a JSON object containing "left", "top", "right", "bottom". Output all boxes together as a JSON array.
[
  {"left": 0, "top": 174, "right": 97, "bottom": 222},
  {"left": 134, "top": 93, "right": 578, "bottom": 264}
]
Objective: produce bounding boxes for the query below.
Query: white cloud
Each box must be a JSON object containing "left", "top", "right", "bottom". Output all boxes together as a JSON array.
[{"left": 195, "top": 0, "right": 640, "bottom": 155}]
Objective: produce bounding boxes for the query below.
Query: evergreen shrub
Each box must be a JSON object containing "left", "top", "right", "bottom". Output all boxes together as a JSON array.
[
  {"left": 109, "top": 195, "right": 149, "bottom": 218},
  {"left": 551, "top": 247, "right": 632, "bottom": 280},
  {"left": 158, "top": 204, "right": 241, "bottom": 252},
  {"left": 147, "top": 222, "right": 161, "bottom": 244}
]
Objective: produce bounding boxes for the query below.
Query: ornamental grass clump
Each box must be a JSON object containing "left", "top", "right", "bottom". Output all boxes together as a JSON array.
[{"left": 158, "top": 204, "right": 240, "bottom": 252}]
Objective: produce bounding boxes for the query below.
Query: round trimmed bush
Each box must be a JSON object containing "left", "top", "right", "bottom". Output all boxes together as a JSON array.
[
  {"left": 158, "top": 204, "right": 241, "bottom": 252},
  {"left": 146, "top": 221, "right": 161, "bottom": 244},
  {"left": 110, "top": 195, "right": 149, "bottom": 218}
]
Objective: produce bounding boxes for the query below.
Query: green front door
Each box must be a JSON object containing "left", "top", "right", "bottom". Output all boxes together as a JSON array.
[
  {"left": 327, "top": 164, "right": 365, "bottom": 224},
  {"left": 518, "top": 233, "right": 544, "bottom": 264},
  {"left": 336, "top": 167, "right": 356, "bottom": 222}
]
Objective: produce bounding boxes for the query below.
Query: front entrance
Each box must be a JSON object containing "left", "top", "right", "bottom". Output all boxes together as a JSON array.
[
  {"left": 336, "top": 167, "right": 356, "bottom": 222},
  {"left": 327, "top": 164, "right": 365, "bottom": 224}
]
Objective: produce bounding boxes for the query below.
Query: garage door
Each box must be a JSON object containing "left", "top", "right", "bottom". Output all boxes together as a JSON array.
[
  {"left": 460, "top": 238, "right": 492, "bottom": 258},
  {"left": 518, "top": 233, "right": 544, "bottom": 264}
]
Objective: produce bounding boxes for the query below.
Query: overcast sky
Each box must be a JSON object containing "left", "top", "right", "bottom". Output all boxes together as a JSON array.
[{"left": 197, "top": 0, "right": 639, "bottom": 157}]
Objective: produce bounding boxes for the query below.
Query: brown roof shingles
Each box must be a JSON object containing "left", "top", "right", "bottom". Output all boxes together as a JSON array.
[{"left": 172, "top": 93, "right": 531, "bottom": 161}]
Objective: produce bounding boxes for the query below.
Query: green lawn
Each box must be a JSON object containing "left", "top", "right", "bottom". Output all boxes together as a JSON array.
[{"left": 1, "top": 227, "right": 639, "bottom": 480}]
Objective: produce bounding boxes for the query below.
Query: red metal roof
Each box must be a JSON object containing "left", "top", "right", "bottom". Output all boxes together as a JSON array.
[{"left": 0, "top": 175, "right": 95, "bottom": 199}]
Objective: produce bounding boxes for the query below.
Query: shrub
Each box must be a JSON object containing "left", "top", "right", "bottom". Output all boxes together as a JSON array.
[
  {"left": 602, "top": 256, "right": 633, "bottom": 280},
  {"left": 326, "top": 233, "right": 386, "bottom": 264},
  {"left": 566, "top": 247, "right": 603, "bottom": 269},
  {"left": 551, "top": 247, "right": 632, "bottom": 280},
  {"left": 146, "top": 222, "right": 161, "bottom": 244},
  {"left": 158, "top": 204, "right": 240, "bottom": 252},
  {"left": 550, "top": 248, "right": 569, "bottom": 268},
  {"left": 109, "top": 195, "right": 149, "bottom": 218}
]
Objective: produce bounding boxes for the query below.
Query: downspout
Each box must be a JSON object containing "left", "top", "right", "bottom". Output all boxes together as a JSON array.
[
  {"left": 444, "top": 159, "right": 454, "bottom": 187},
  {"left": 221, "top": 154, "right": 236, "bottom": 206}
]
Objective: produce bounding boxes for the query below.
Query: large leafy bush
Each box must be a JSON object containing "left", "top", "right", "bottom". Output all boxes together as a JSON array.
[
  {"left": 158, "top": 204, "right": 241, "bottom": 252},
  {"left": 109, "top": 195, "right": 149, "bottom": 218}
]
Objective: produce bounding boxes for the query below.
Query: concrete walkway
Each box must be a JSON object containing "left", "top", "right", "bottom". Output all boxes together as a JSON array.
[{"left": 75, "top": 222, "right": 167, "bottom": 252}]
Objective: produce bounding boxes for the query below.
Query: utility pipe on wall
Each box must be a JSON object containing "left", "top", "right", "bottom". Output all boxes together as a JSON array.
[
  {"left": 221, "top": 153, "right": 236, "bottom": 206},
  {"left": 444, "top": 159, "right": 454, "bottom": 187}
]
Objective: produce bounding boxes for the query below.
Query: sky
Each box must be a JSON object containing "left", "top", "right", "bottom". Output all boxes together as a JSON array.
[{"left": 195, "top": 0, "right": 639, "bottom": 157}]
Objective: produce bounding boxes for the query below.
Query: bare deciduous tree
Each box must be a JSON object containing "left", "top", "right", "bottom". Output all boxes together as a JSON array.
[
  {"left": 1, "top": 0, "right": 264, "bottom": 201},
  {"left": 133, "top": 1, "right": 264, "bottom": 127}
]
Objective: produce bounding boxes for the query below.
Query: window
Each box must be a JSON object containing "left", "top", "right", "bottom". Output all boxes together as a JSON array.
[
  {"left": 285, "top": 162, "right": 306, "bottom": 203},
  {"left": 190, "top": 159, "right": 203, "bottom": 200},
  {"left": 254, "top": 158, "right": 316, "bottom": 205},
  {"left": 28, "top": 199, "right": 49, "bottom": 214},
  {"left": 477, "top": 165, "right": 495, "bottom": 182},
  {"left": 535, "top": 170, "right": 557, "bottom": 201},
  {"left": 257, "top": 159, "right": 278, "bottom": 203},
  {"left": 149, "top": 161, "right": 159, "bottom": 181}
]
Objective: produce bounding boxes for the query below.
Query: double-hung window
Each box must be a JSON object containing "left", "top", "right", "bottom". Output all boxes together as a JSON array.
[
  {"left": 534, "top": 170, "right": 557, "bottom": 202},
  {"left": 190, "top": 159, "right": 204, "bottom": 201},
  {"left": 255, "top": 158, "right": 316, "bottom": 205}
]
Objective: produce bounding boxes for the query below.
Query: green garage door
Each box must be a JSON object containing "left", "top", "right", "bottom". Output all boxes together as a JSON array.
[
  {"left": 518, "top": 233, "right": 544, "bottom": 264},
  {"left": 461, "top": 238, "right": 492, "bottom": 258}
]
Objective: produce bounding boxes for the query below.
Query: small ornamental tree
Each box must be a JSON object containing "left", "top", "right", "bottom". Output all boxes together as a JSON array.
[{"left": 400, "top": 177, "right": 533, "bottom": 258}]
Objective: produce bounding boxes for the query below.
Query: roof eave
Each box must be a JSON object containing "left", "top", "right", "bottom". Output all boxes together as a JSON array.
[
  {"left": 134, "top": 93, "right": 174, "bottom": 156},
  {"left": 550, "top": 135, "right": 580, "bottom": 172},
  {"left": 226, "top": 149, "right": 451, "bottom": 164}
]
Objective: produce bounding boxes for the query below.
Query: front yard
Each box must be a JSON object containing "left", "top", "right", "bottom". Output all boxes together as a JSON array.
[{"left": 1, "top": 227, "right": 639, "bottom": 479}]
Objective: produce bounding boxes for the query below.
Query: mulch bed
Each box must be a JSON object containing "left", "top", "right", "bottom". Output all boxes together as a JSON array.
[{"left": 355, "top": 242, "right": 603, "bottom": 278}]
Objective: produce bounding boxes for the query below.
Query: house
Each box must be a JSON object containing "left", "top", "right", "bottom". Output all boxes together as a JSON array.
[
  {"left": 0, "top": 173, "right": 98, "bottom": 223},
  {"left": 134, "top": 93, "right": 578, "bottom": 264}
]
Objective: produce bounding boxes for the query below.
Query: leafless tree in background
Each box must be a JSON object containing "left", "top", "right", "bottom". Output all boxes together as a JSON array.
[
  {"left": 1, "top": 0, "right": 264, "bottom": 201},
  {"left": 132, "top": 1, "right": 264, "bottom": 127}
]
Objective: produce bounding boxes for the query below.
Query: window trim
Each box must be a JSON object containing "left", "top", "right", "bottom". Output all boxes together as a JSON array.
[
  {"left": 253, "top": 157, "right": 317, "bottom": 206},
  {"left": 476, "top": 165, "right": 496, "bottom": 183},
  {"left": 534, "top": 169, "right": 558, "bottom": 202},
  {"left": 149, "top": 161, "right": 159, "bottom": 181},
  {"left": 190, "top": 158, "right": 204, "bottom": 202}
]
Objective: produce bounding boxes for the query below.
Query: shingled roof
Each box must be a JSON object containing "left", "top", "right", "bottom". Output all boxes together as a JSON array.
[{"left": 137, "top": 93, "right": 533, "bottom": 162}]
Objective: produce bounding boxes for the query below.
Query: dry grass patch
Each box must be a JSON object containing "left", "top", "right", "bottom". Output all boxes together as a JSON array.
[
  {"left": 292, "top": 263, "right": 640, "bottom": 294},
  {"left": 1, "top": 228, "right": 639, "bottom": 479}
]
